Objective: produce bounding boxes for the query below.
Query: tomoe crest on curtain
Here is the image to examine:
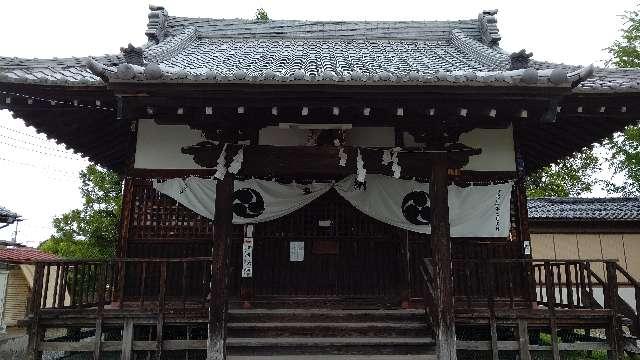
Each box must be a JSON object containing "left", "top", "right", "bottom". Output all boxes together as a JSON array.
[
  {"left": 401, "top": 191, "right": 431, "bottom": 225},
  {"left": 232, "top": 188, "right": 265, "bottom": 218}
]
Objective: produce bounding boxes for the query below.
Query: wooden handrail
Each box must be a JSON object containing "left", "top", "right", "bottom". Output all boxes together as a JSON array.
[
  {"left": 455, "top": 258, "right": 618, "bottom": 264},
  {"left": 614, "top": 263, "right": 640, "bottom": 288},
  {"left": 28, "top": 258, "right": 216, "bottom": 316},
  {"left": 12, "top": 257, "right": 216, "bottom": 265}
]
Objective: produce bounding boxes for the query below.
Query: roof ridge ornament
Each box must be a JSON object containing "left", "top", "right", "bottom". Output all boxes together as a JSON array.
[
  {"left": 120, "top": 44, "right": 145, "bottom": 65},
  {"left": 509, "top": 49, "right": 533, "bottom": 70},
  {"left": 146, "top": 5, "right": 169, "bottom": 44},
  {"left": 478, "top": 9, "right": 501, "bottom": 47}
]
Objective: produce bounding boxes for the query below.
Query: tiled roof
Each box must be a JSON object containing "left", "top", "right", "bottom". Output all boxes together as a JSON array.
[
  {"left": 0, "top": 8, "right": 596, "bottom": 89},
  {"left": 0, "top": 247, "right": 58, "bottom": 263},
  {"left": 0, "top": 55, "right": 122, "bottom": 85},
  {"left": 0, "top": 6, "right": 637, "bottom": 92},
  {"left": 528, "top": 198, "right": 640, "bottom": 221},
  {"left": 0, "top": 206, "right": 19, "bottom": 223}
]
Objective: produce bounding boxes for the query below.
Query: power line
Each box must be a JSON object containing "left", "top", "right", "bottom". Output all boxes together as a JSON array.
[
  {"left": 0, "top": 140, "right": 86, "bottom": 161},
  {"left": 0, "top": 134, "right": 77, "bottom": 155},
  {"left": 0, "top": 124, "right": 51, "bottom": 141},
  {"left": 0, "top": 156, "right": 81, "bottom": 177}
]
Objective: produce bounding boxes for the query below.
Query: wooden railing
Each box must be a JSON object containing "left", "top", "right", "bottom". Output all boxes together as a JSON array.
[
  {"left": 27, "top": 257, "right": 215, "bottom": 316},
  {"left": 419, "top": 258, "right": 437, "bottom": 335},
  {"left": 420, "top": 258, "right": 640, "bottom": 322},
  {"left": 420, "top": 258, "right": 640, "bottom": 358}
]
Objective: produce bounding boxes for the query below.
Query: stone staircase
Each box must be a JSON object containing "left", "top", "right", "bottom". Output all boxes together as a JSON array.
[{"left": 225, "top": 308, "right": 436, "bottom": 359}]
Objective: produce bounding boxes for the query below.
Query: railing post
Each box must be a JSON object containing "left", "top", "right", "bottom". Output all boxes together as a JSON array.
[
  {"left": 208, "top": 172, "right": 233, "bottom": 360},
  {"left": 544, "top": 262, "right": 555, "bottom": 309},
  {"left": 429, "top": 153, "right": 456, "bottom": 360},
  {"left": 26, "top": 262, "right": 45, "bottom": 360},
  {"left": 93, "top": 262, "right": 107, "bottom": 360},
  {"left": 157, "top": 261, "right": 167, "bottom": 359},
  {"left": 604, "top": 261, "right": 622, "bottom": 360}
]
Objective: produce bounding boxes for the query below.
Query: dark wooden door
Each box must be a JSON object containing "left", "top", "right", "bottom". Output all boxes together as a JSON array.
[{"left": 248, "top": 190, "right": 405, "bottom": 299}]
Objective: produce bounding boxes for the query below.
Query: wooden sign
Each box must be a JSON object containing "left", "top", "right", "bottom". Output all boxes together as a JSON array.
[
  {"left": 242, "top": 238, "right": 253, "bottom": 278},
  {"left": 289, "top": 241, "right": 304, "bottom": 262},
  {"left": 313, "top": 240, "right": 339, "bottom": 255}
]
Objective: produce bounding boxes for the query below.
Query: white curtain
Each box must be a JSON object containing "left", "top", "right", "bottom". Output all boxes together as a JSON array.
[
  {"left": 153, "top": 175, "right": 512, "bottom": 237},
  {"left": 153, "top": 177, "right": 332, "bottom": 224}
]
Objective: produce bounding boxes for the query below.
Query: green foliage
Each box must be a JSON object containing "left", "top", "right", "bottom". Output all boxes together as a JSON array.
[
  {"left": 607, "top": 8, "right": 640, "bottom": 68},
  {"left": 526, "top": 147, "right": 601, "bottom": 198},
  {"left": 39, "top": 165, "right": 122, "bottom": 259},
  {"left": 604, "top": 126, "right": 640, "bottom": 195},
  {"left": 255, "top": 8, "right": 269, "bottom": 21},
  {"left": 603, "top": 6, "right": 640, "bottom": 196}
]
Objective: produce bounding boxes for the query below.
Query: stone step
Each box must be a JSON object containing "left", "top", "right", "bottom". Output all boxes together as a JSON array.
[
  {"left": 226, "top": 336, "right": 436, "bottom": 356},
  {"left": 228, "top": 355, "right": 437, "bottom": 360},
  {"left": 227, "top": 321, "right": 429, "bottom": 338},
  {"left": 227, "top": 308, "right": 425, "bottom": 323},
  {"left": 227, "top": 337, "right": 435, "bottom": 346}
]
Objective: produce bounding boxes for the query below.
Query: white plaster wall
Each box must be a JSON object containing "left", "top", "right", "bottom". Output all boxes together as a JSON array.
[
  {"left": 135, "top": 121, "right": 515, "bottom": 171},
  {"left": 403, "top": 127, "right": 516, "bottom": 171},
  {"left": 134, "top": 119, "right": 207, "bottom": 169}
]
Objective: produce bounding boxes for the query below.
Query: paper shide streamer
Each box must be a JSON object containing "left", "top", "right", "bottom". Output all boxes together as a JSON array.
[
  {"left": 228, "top": 147, "right": 244, "bottom": 174},
  {"left": 214, "top": 143, "right": 228, "bottom": 180},
  {"left": 355, "top": 148, "right": 367, "bottom": 190}
]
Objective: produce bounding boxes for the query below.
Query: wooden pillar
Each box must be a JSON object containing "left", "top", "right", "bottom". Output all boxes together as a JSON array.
[
  {"left": 604, "top": 261, "right": 622, "bottom": 360},
  {"left": 93, "top": 263, "right": 107, "bottom": 360},
  {"left": 121, "top": 318, "right": 134, "bottom": 360},
  {"left": 430, "top": 153, "right": 456, "bottom": 360},
  {"left": 208, "top": 173, "right": 234, "bottom": 360},
  {"left": 26, "top": 263, "right": 45, "bottom": 360}
]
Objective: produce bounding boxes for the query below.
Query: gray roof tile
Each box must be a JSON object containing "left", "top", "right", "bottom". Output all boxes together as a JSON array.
[
  {"left": 0, "top": 206, "right": 19, "bottom": 222},
  {"left": 0, "top": 7, "right": 637, "bottom": 92},
  {"left": 528, "top": 198, "right": 640, "bottom": 221}
]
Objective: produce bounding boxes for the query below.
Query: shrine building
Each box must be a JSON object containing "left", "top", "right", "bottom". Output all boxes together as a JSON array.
[{"left": 1, "top": 6, "right": 640, "bottom": 360}]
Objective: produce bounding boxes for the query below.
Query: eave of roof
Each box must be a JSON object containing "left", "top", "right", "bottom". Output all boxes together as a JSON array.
[
  {"left": 0, "top": 247, "right": 59, "bottom": 263},
  {"left": 0, "top": 206, "right": 19, "bottom": 223},
  {"left": 528, "top": 197, "right": 640, "bottom": 222}
]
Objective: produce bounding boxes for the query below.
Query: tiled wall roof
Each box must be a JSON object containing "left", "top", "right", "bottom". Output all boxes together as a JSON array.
[{"left": 528, "top": 198, "right": 640, "bottom": 221}]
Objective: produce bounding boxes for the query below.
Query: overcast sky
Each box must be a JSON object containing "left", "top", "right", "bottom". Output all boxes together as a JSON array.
[{"left": 0, "top": 0, "right": 636, "bottom": 247}]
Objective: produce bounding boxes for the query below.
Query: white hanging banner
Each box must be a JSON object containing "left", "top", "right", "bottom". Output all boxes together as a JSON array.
[
  {"left": 153, "top": 177, "right": 332, "bottom": 224},
  {"left": 153, "top": 175, "right": 512, "bottom": 237},
  {"left": 335, "top": 174, "right": 512, "bottom": 237}
]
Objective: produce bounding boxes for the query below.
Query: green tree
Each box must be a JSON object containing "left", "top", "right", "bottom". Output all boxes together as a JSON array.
[
  {"left": 39, "top": 165, "right": 122, "bottom": 258},
  {"left": 255, "top": 8, "right": 269, "bottom": 21},
  {"left": 605, "top": 6, "right": 640, "bottom": 195},
  {"left": 526, "top": 147, "right": 602, "bottom": 198},
  {"left": 607, "top": 8, "right": 640, "bottom": 68}
]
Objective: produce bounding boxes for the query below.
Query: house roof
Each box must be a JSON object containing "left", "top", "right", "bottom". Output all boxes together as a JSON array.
[
  {"left": 528, "top": 198, "right": 640, "bottom": 222},
  {"left": 0, "top": 247, "right": 58, "bottom": 263},
  {"left": 0, "top": 8, "right": 603, "bottom": 89},
  {"left": 0, "top": 206, "right": 19, "bottom": 224}
]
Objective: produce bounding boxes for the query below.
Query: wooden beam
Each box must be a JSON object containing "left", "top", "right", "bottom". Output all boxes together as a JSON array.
[
  {"left": 208, "top": 173, "right": 233, "bottom": 360},
  {"left": 518, "top": 319, "right": 531, "bottom": 360},
  {"left": 182, "top": 143, "right": 480, "bottom": 178},
  {"left": 26, "top": 263, "right": 44, "bottom": 360},
  {"left": 121, "top": 318, "right": 134, "bottom": 360},
  {"left": 430, "top": 152, "right": 456, "bottom": 360},
  {"left": 93, "top": 263, "right": 106, "bottom": 360}
]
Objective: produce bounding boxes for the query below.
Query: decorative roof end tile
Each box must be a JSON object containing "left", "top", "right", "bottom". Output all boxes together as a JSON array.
[
  {"left": 146, "top": 5, "right": 169, "bottom": 44},
  {"left": 478, "top": 9, "right": 501, "bottom": 47},
  {"left": 120, "top": 43, "right": 145, "bottom": 66},
  {"left": 509, "top": 49, "right": 533, "bottom": 70}
]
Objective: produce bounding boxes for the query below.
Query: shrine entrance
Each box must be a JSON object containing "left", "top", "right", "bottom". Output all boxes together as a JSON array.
[{"left": 231, "top": 190, "right": 424, "bottom": 301}]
